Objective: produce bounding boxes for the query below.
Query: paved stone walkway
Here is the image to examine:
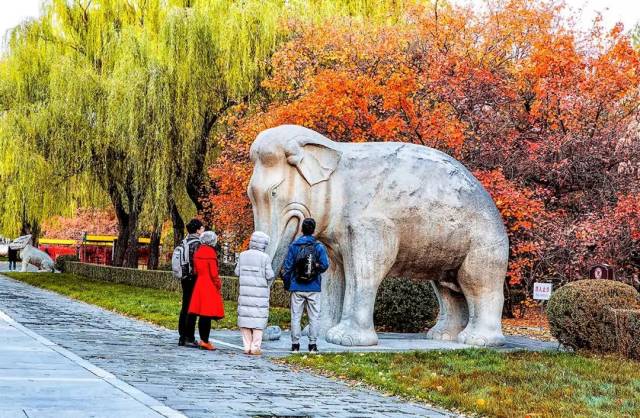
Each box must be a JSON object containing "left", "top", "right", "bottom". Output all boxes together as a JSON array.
[
  {"left": 0, "top": 310, "right": 183, "bottom": 418},
  {"left": 0, "top": 275, "right": 455, "bottom": 418}
]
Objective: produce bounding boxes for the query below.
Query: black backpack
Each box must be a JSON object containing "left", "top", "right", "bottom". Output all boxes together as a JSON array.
[{"left": 294, "top": 243, "right": 318, "bottom": 283}]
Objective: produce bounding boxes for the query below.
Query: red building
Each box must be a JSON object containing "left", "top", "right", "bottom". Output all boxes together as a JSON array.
[{"left": 39, "top": 234, "right": 153, "bottom": 267}]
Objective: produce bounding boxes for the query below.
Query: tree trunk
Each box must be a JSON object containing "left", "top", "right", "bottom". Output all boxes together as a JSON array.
[
  {"left": 185, "top": 111, "right": 222, "bottom": 212},
  {"left": 502, "top": 281, "right": 515, "bottom": 319},
  {"left": 122, "top": 210, "right": 139, "bottom": 268},
  {"left": 20, "top": 219, "right": 41, "bottom": 245},
  {"left": 170, "top": 200, "right": 185, "bottom": 247},
  {"left": 147, "top": 225, "right": 161, "bottom": 270},
  {"left": 112, "top": 207, "right": 130, "bottom": 267}
]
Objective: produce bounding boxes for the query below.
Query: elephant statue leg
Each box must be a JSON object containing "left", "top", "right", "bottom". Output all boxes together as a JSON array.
[
  {"left": 456, "top": 241, "right": 508, "bottom": 346},
  {"left": 319, "top": 254, "right": 345, "bottom": 336},
  {"left": 426, "top": 280, "right": 468, "bottom": 341},
  {"left": 21, "top": 259, "right": 28, "bottom": 272},
  {"left": 325, "top": 218, "right": 398, "bottom": 346}
]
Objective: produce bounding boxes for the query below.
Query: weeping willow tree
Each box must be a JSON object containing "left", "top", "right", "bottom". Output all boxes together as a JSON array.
[
  {"left": 0, "top": 0, "right": 172, "bottom": 266},
  {"left": 0, "top": 19, "right": 105, "bottom": 242},
  {"left": 0, "top": 0, "right": 422, "bottom": 266}
]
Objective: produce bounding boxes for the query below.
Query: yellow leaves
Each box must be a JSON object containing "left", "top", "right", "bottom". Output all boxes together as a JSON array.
[{"left": 475, "top": 398, "right": 486, "bottom": 408}]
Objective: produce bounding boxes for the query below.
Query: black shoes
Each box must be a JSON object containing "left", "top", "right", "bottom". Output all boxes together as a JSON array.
[
  {"left": 291, "top": 343, "right": 318, "bottom": 352},
  {"left": 179, "top": 337, "right": 199, "bottom": 348}
]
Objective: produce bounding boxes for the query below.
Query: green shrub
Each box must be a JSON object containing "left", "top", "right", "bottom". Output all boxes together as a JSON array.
[
  {"left": 65, "top": 262, "right": 181, "bottom": 292},
  {"left": 218, "top": 262, "right": 236, "bottom": 277},
  {"left": 374, "top": 277, "right": 438, "bottom": 332},
  {"left": 612, "top": 308, "right": 640, "bottom": 360},
  {"left": 54, "top": 255, "right": 80, "bottom": 272},
  {"left": 547, "top": 279, "right": 640, "bottom": 353},
  {"left": 157, "top": 262, "right": 172, "bottom": 271}
]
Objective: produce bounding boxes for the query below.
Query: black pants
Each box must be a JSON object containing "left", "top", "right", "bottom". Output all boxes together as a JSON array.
[
  {"left": 179, "top": 279, "right": 197, "bottom": 341},
  {"left": 198, "top": 317, "right": 212, "bottom": 343}
]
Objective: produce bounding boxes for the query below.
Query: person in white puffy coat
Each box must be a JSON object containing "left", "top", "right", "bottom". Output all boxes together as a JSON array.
[{"left": 235, "top": 231, "right": 275, "bottom": 355}]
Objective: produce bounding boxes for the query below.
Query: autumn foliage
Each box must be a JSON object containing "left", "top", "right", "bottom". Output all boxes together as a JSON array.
[
  {"left": 205, "top": 0, "right": 640, "bottom": 296},
  {"left": 43, "top": 208, "right": 118, "bottom": 241}
]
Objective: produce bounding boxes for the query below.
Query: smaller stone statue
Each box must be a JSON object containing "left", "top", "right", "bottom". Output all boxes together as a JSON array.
[
  {"left": 9, "top": 235, "right": 55, "bottom": 272},
  {"left": 262, "top": 325, "right": 282, "bottom": 341}
]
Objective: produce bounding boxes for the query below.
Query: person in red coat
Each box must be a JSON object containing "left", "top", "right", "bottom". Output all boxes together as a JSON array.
[{"left": 188, "top": 230, "right": 225, "bottom": 350}]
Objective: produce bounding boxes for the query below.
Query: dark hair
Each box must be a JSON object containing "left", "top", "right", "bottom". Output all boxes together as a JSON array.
[
  {"left": 186, "top": 219, "right": 204, "bottom": 234},
  {"left": 301, "top": 218, "right": 316, "bottom": 235}
]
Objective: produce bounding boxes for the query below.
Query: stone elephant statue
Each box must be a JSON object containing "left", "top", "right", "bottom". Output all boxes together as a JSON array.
[
  {"left": 10, "top": 235, "right": 55, "bottom": 272},
  {"left": 249, "top": 125, "right": 508, "bottom": 347}
]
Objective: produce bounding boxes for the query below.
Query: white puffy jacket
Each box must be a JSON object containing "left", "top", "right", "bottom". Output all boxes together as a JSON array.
[{"left": 235, "top": 231, "right": 275, "bottom": 329}]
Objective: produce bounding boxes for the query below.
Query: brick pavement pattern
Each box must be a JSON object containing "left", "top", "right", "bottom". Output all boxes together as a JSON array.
[{"left": 0, "top": 275, "right": 456, "bottom": 418}]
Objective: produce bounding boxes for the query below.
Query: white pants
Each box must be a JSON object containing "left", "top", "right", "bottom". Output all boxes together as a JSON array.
[
  {"left": 240, "top": 328, "right": 263, "bottom": 353},
  {"left": 291, "top": 291, "right": 321, "bottom": 344}
]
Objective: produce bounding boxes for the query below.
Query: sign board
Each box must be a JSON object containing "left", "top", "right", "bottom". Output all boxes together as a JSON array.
[
  {"left": 533, "top": 282, "right": 552, "bottom": 300},
  {"left": 589, "top": 264, "right": 615, "bottom": 280}
]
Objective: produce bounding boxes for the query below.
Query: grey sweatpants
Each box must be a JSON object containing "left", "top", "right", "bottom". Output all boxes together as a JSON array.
[{"left": 290, "top": 291, "right": 321, "bottom": 344}]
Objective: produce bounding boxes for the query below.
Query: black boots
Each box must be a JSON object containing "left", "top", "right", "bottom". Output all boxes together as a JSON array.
[{"left": 291, "top": 343, "right": 300, "bottom": 352}]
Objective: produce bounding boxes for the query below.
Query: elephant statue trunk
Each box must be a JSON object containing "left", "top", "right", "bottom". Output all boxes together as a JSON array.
[{"left": 269, "top": 215, "right": 301, "bottom": 276}]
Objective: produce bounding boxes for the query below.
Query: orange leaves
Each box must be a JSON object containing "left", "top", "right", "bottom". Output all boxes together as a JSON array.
[{"left": 475, "top": 169, "right": 544, "bottom": 285}]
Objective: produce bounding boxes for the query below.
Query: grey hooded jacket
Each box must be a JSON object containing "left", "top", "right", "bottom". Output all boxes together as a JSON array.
[{"left": 235, "top": 231, "right": 275, "bottom": 329}]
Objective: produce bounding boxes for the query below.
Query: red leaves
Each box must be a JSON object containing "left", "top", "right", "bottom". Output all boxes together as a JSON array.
[{"left": 475, "top": 170, "right": 544, "bottom": 285}]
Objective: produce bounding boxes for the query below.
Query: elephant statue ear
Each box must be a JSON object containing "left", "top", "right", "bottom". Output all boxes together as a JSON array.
[{"left": 285, "top": 136, "right": 341, "bottom": 186}]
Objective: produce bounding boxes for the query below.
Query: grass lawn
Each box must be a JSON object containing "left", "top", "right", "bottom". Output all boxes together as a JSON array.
[
  {"left": 3, "top": 272, "right": 291, "bottom": 330},
  {"left": 284, "top": 350, "right": 640, "bottom": 417}
]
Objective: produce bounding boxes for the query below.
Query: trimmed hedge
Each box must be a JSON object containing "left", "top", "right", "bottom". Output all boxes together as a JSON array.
[
  {"left": 547, "top": 279, "right": 640, "bottom": 354},
  {"left": 66, "top": 262, "right": 181, "bottom": 291},
  {"left": 54, "top": 255, "right": 80, "bottom": 272},
  {"left": 374, "top": 277, "right": 438, "bottom": 332},
  {"left": 65, "top": 262, "right": 439, "bottom": 332},
  {"left": 612, "top": 309, "right": 640, "bottom": 360}
]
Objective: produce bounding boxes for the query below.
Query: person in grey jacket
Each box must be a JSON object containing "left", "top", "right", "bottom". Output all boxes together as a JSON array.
[{"left": 235, "top": 231, "right": 275, "bottom": 355}]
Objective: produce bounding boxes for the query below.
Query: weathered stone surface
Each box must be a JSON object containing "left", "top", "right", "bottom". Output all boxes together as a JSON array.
[
  {"left": 262, "top": 325, "right": 282, "bottom": 341},
  {"left": 0, "top": 275, "right": 456, "bottom": 418},
  {"left": 249, "top": 125, "right": 509, "bottom": 346},
  {"left": 10, "top": 235, "right": 55, "bottom": 272}
]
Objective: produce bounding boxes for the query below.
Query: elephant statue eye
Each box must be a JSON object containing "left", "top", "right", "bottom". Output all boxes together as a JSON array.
[{"left": 269, "top": 179, "right": 284, "bottom": 198}]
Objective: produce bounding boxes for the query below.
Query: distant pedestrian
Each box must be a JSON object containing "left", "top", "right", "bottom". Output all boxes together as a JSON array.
[
  {"left": 235, "top": 231, "right": 275, "bottom": 355},
  {"left": 7, "top": 245, "right": 18, "bottom": 271},
  {"left": 174, "top": 219, "right": 205, "bottom": 347},
  {"left": 282, "top": 218, "right": 329, "bottom": 353},
  {"left": 189, "top": 231, "right": 225, "bottom": 350}
]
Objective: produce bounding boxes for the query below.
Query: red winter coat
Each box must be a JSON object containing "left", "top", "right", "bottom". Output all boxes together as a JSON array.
[{"left": 188, "top": 245, "right": 225, "bottom": 319}]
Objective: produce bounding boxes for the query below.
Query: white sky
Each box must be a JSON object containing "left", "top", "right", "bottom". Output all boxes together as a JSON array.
[
  {"left": 0, "top": 0, "right": 41, "bottom": 46},
  {"left": 0, "top": 0, "right": 639, "bottom": 48}
]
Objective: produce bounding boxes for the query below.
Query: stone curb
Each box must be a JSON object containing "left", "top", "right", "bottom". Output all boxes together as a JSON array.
[{"left": 0, "top": 308, "right": 187, "bottom": 418}]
